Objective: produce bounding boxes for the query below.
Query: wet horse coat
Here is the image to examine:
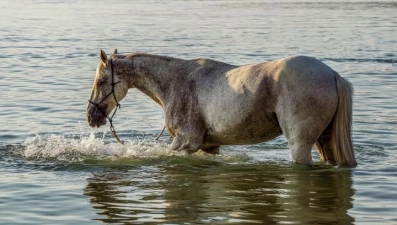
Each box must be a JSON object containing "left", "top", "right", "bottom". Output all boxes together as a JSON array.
[{"left": 87, "top": 50, "right": 357, "bottom": 167}]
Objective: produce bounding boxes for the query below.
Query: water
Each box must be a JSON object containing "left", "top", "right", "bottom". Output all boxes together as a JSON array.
[{"left": 1, "top": 0, "right": 396, "bottom": 224}]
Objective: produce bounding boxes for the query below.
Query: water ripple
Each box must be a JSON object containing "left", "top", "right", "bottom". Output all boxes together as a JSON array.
[{"left": 322, "top": 57, "right": 397, "bottom": 64}]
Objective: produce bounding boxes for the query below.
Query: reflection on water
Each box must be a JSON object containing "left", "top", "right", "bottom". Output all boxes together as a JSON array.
[{"left": 85, "top": 163, "right": 354, "bottom": 224}]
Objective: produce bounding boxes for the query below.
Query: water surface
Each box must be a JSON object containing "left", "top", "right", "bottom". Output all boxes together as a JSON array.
[{"left": 1, "top": 0, "right": 396, "bottom": 224}]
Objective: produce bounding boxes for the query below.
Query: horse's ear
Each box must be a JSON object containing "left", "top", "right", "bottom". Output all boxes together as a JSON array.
[
  {"left": 113, "top": 49, "right": 118, "bottom": 54},
  {"left": 100, "top": 50, "right": 108, "bottom": 65}
]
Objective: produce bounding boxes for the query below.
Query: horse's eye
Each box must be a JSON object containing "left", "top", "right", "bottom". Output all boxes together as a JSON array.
[{"left": 97, "top": 79, "right": 105, "bottom": 86}]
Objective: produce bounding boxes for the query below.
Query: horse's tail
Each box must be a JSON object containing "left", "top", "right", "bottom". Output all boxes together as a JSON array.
[{"left": 330, "top": 74, "right": 357, "bottom": 167}]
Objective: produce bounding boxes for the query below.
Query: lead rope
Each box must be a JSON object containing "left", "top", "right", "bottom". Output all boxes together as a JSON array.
[
  {"left": 109, "top": 118, "right": 123, "bottom": 144},
  {"left": 155, "top": 126, "right": 166, "bottom": 140},
  {"left": 108, "top": 59, "right": 124, "bottom": 144}
]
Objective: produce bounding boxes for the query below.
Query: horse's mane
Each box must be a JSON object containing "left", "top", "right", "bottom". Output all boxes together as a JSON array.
[
  {"left": 125, "top": 53, "right": 149, "bottom": 59},
  {"left": 111, "top": 53, "right": 179, "bottom": 63},
  {"left": 110, "top": 53, "right": 140, "bottom": 59}
]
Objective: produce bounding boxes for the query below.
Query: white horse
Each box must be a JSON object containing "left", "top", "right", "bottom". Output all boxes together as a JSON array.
[{"left": 87, "top": 49, "right": 357, "bottom": 167}]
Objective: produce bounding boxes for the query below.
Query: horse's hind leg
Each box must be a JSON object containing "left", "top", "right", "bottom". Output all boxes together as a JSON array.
[
  {"left": 289, "top": 140, "right": 315, "bottom": 165},
  {"left": 169, "top": 133, "right": 203, "bottom": 154},
  {"left": 280, "top": 119, "right": 325, "bottom": 165},
  {"left": 314, "top": 124, "right": 336, "bottom": 164}
]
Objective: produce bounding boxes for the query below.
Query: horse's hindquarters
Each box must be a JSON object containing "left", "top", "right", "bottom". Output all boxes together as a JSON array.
[{"left": 274, "top": 56, "right": 340, "bottom": 164}]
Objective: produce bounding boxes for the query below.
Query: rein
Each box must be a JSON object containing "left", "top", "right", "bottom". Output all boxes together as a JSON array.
[{"left": 88, "top": 59, "right": 124, "bottom": 144}]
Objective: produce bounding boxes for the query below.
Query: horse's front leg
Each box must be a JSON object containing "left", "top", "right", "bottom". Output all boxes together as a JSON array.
[
  {"left": 165, "top": 102, "right": 206, "bottom": 154},
  {"left": 169, "top": 132, "right": 204, "bottom": 154}
]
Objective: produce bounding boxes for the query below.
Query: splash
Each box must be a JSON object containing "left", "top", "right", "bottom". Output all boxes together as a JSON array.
[
  {"left": 22, "top": 133, "right": 175, "bottom": 162},
  {"left": 20, "top": 133, "right": 252, "bottom": 165}
]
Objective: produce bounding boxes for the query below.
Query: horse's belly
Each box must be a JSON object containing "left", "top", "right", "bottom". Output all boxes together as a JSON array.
[{"left": 204, "top": 112, "right": 282, "bottom": 145}]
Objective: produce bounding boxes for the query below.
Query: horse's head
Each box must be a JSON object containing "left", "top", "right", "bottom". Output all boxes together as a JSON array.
[{"left": 86, "top": 49, "right": 128, "bottom": 128}]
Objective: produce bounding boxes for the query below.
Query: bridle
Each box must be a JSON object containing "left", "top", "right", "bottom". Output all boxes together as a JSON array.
[{"left": 88, "top": 59, "right": 124, "bottom": 144}]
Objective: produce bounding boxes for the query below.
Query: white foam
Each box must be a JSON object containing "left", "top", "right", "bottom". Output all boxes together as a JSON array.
[
  {"left": 21, "top": 133, "right": 252, "bottom": 164},
  {"left": 22, "top": 133, "right": 174, "bottom": 161}
]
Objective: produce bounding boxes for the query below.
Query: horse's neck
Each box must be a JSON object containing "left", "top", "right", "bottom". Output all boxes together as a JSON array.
[{"left": 119, "top": 54, "right": 193, "bottom": 107}]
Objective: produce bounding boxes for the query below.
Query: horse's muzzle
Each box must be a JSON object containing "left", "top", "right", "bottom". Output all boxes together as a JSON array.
[{"left": 86, "top": 104, "right": 107, "bottom": 128}]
